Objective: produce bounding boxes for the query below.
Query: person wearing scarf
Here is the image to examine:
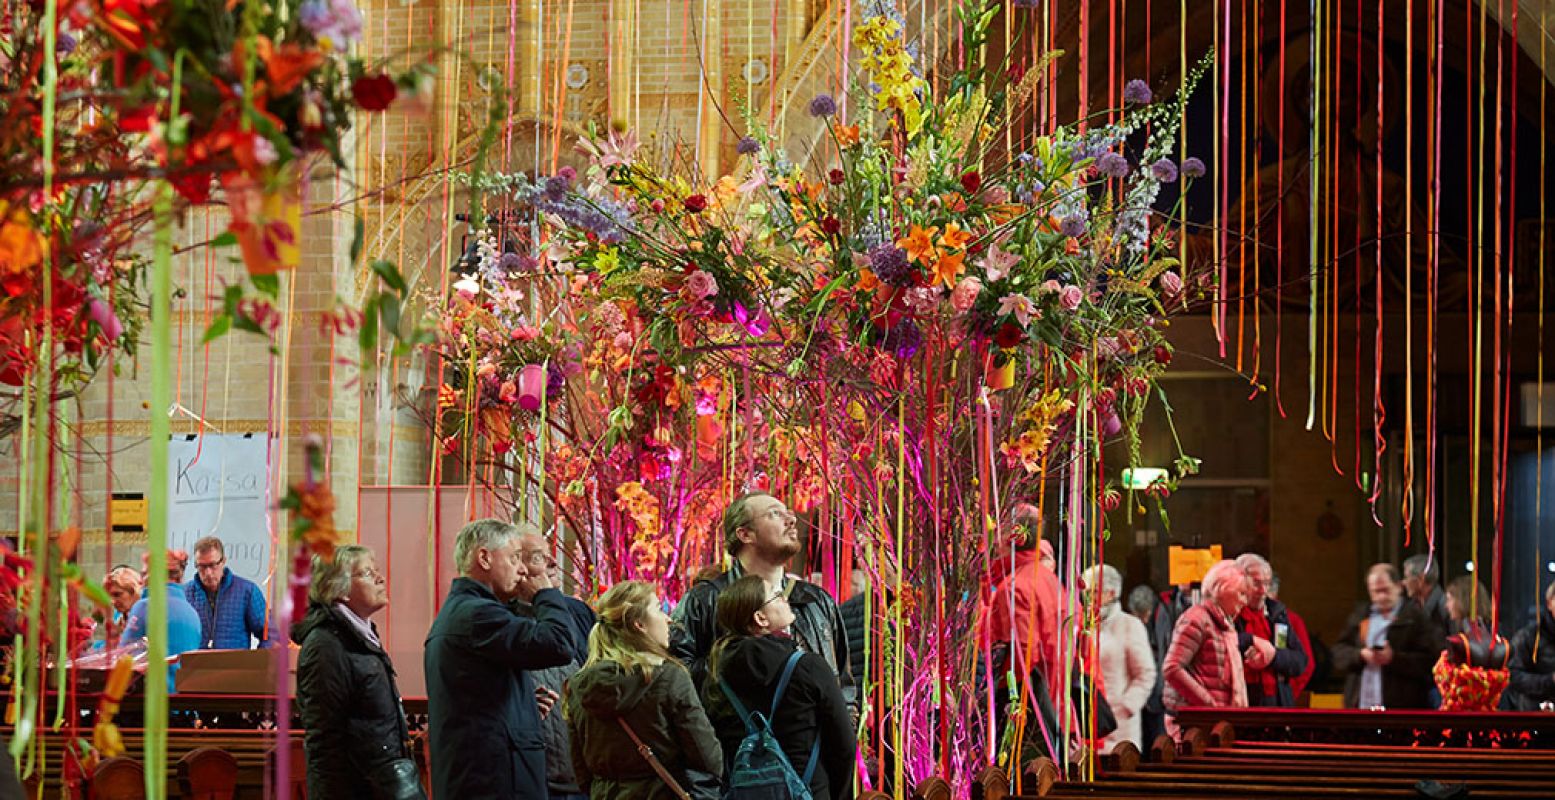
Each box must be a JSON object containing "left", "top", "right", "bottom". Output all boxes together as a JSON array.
[{"left": 1232, "top": 554, "right": 1308, "bottom": 707}]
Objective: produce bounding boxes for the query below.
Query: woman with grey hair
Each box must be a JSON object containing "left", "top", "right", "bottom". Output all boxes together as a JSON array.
[
  {"left": 294, "top": 545, "right": 425, "bottom": 799},
  {"left": 1080, "top": 565, "right": 1156, "bottom": 753},
  {"left": 1160, "top": 560, "right": 1249, "bottom": 740}
]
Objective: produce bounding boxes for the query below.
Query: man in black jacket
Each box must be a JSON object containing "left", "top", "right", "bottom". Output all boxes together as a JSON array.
[
  {"left": 1232, "top": 554, "right": 1308, "bottom": 707},
  {"left": 1507, "top": 581, "right": 1555, "bottom": 710},
  {"left": 1332, "top": 563, "right": 1441, "bottom": 709},
  {"left": 671, "top": 492, "right": 856, "bottom": 714},
  {"left": 1402, "top": 554, "right": 1452, "bottom": 642},
  {"left": 425, "top": 519, "right": 578, "bottom": 799}
]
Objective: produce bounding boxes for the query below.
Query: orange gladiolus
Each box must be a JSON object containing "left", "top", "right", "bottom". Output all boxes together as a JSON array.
[
  {"left": 263, "top": 41, "right": 326, "bottom": 96},
  {"left": 0, "top": 202, "right": 44, "bottom": 297}
]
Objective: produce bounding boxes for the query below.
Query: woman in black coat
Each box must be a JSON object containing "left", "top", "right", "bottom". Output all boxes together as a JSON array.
[
  {"left": 703, "top": 575, "right": 856, "bottom": 800},
  {"left": 295, "top": 545, "right": 425, "bottom": 799}
]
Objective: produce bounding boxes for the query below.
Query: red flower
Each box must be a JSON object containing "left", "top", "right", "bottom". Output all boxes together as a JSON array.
[
  {"left": 683, "top": 194, "right": 708, "bottom": 213},
  {"left": 1153, "top": 345, "right": 1172, "bottom": 365},
  {"left": 828, "top": 169, "right": 846, "bottom": 186},
  {"left": 821, "top": 216, "right": 841, "bottom": 235},
  {"left": 994, "top": 322, "right": 1024, "bottom": 348},
  {"left": 351, "top": 74, "right": 399, "bottom": 111},
  {"left": 960, "top": 171, "right": 982, "bottom": 195}
]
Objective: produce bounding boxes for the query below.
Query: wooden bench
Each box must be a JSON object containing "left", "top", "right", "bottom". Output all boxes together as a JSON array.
[{"left": 1032, "top": 716, "right": 1555, "bottom": 799}]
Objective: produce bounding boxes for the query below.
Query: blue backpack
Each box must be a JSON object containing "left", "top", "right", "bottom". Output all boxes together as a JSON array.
[{"left": 718, "top": 650, "right": 819, "bottom": 800}]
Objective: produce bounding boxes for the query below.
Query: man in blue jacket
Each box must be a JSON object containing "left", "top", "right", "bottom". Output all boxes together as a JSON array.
[
  {"left": 120, "top": 550, "right": 203, "bottom": 693},
  {"left": 426, "top": 518, "right": 577, "bottom": 799},
  {"left": 184, "top": 536, "right": 273, "bottom": 649}
]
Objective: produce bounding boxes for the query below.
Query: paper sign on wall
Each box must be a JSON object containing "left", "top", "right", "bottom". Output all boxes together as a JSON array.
[
  {"left": 167, "top": 433, "right": 274, "bottom": 587},
  {"left": 1168, "top": 544, "right": 1223, "bottom": 586}
]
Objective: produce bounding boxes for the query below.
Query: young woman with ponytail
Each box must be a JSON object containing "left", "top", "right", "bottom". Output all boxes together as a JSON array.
[{"left": 564, "top": 580, "right": 723, "bottom": 799}]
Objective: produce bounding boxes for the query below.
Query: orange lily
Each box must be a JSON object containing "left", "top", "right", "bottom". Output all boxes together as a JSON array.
[
  {"left": 940, "top": 221, "right": 973, "bottom": 250},
  {"left": 835, "top": 124, "right": 861, "bottom": 148},
  {"left": 897, "top": 224, "right": 940, "bottom": 265},
  {"left": 931, "top": 250, "right": 967, "bottom": 288}
]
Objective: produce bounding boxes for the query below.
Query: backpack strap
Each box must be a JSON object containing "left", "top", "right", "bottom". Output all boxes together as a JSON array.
[
  {"left": 719, "top": 677, "right": 759, "bottom": 736},
  {"left": 801, "top": 738, "right": 820, "bottom": 785},
  {"left": 773, "top": 651, "right": 821, "bottom": 786},
  {"left": 769, "top": 650, "right": 805, "bottom": 716}
]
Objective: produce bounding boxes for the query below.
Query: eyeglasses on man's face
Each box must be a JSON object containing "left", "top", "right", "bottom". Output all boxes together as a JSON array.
[{"left": 195, "top": 558, "right": 225, "bottom": 573}]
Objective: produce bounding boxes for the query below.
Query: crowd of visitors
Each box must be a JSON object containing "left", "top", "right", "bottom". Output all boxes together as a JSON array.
[{"left": 60, "top": 493, "right": 1555, "bottom": 798}]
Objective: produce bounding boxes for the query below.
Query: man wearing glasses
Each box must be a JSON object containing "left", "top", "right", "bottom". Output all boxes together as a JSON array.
[
  {"left": 670, "top": 491, "right": 856, "bottom": 714},
  {"left": 1232, "top": 553, "right": 1307, "bottom": 707},
  {"left": 184, "top": 536, "right": 273, "bottom": 649}
]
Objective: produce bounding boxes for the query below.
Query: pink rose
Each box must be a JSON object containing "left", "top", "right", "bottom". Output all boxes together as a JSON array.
[
  {"left": 1058, "top": 285, "right": 1083, "bottom": 311},
  {"left": 499, "top": 380, "right": 519, "bottom": 404},
  {"left": 612, "top": 331, "right": 634, "bottom": 350},
  {"left": 685, "top": 269, "right": 719, "bottom": 299},
  {"left": 510, "top": 325, "right": 542, "bottom": 342},
  {"left": 1038, "top": 279, "right": 1061, "bottom": 295},
  {"left": 950, "top": 277, "right": 983, "bottom": 312},
  {"left": 1159, "top": 270, "right": 1184, "bottom": 302}
]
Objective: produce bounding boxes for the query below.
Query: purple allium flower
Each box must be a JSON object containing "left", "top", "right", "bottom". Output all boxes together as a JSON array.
[
  {"left": 497, "top": 252, "right": 527, "bottom": 274},
  {"left": 1149, "top": 157, "right": 1178, "bottom": 183},
  {"left": 880, "top": 320, "right": 924, "bottom": 359},
  {"left": 1096, "top": 151, "right": 1130, "bottom": 178},
  {"left": 808, "top": 94, "right": 838, "bottom": 118},
  {"left": 737, "top": 136, "right": 760, "bottom": 155},
  {"left": 1123, "top": 79, "right": 1153, "bottom": 105},
  {"left": 546, "top": 362, "right": 565, "bottom": 398},
  {"left": 544, "top": 175, "right": 570, "bottom": 201},
  {"left": 1012, "top": 0, "right": 1040, "bottom": 8},
  {"left": 1181, "top": 157, "right": 1207, "bottom": 178},
  {"left": 57, "top": 33, "right": 77, "bottom": 54},
  {"left": 1060, "top": 215, "right": 1088, "bottom": 238},
  {"left": 868, "top": 244, "right": 916, "bottom": 288}
]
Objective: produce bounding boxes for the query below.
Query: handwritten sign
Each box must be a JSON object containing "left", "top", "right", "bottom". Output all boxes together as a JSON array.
[
  {"left": 1168, "top": 544, "right": 1223, "bottom": 586},
  {"left": 167, "top": 433, "right": 274, "bottom": 587}
]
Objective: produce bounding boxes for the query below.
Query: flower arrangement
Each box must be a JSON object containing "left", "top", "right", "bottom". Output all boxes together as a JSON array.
[{"left": 428, "top": 0, "right": 1217, "bottom": 782}]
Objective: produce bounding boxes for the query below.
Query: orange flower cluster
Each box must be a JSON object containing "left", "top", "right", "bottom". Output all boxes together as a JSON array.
[
  {"left": 895, "top": 223, "right": 973, "bottom": 288},
  {"left": 293, "top": 481, "right": 340, "bottom": 560}
]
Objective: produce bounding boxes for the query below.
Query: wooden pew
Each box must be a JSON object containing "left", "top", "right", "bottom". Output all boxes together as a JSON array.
[{"left": 1030, "top": 713, "right": 1555, "bottom": 799}]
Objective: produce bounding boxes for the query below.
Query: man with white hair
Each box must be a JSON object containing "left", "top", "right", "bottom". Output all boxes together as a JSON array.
[
  {"left": 1080, "top": 565, "right": 1157, "bottom": 753},
  {"left": 425, "top": 518, "right": 579, "bottom": 799},
  {"left": 1232, "top": 553, "right": 1308, "bottom": 706},
  {"left": 1161, "top": 560, "right": 1250, "bottom": 739}
]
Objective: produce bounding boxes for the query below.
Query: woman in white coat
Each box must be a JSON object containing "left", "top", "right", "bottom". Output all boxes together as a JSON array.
[{"left": 1081, "top": 565, "right": 1158, "bottom": 753}]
